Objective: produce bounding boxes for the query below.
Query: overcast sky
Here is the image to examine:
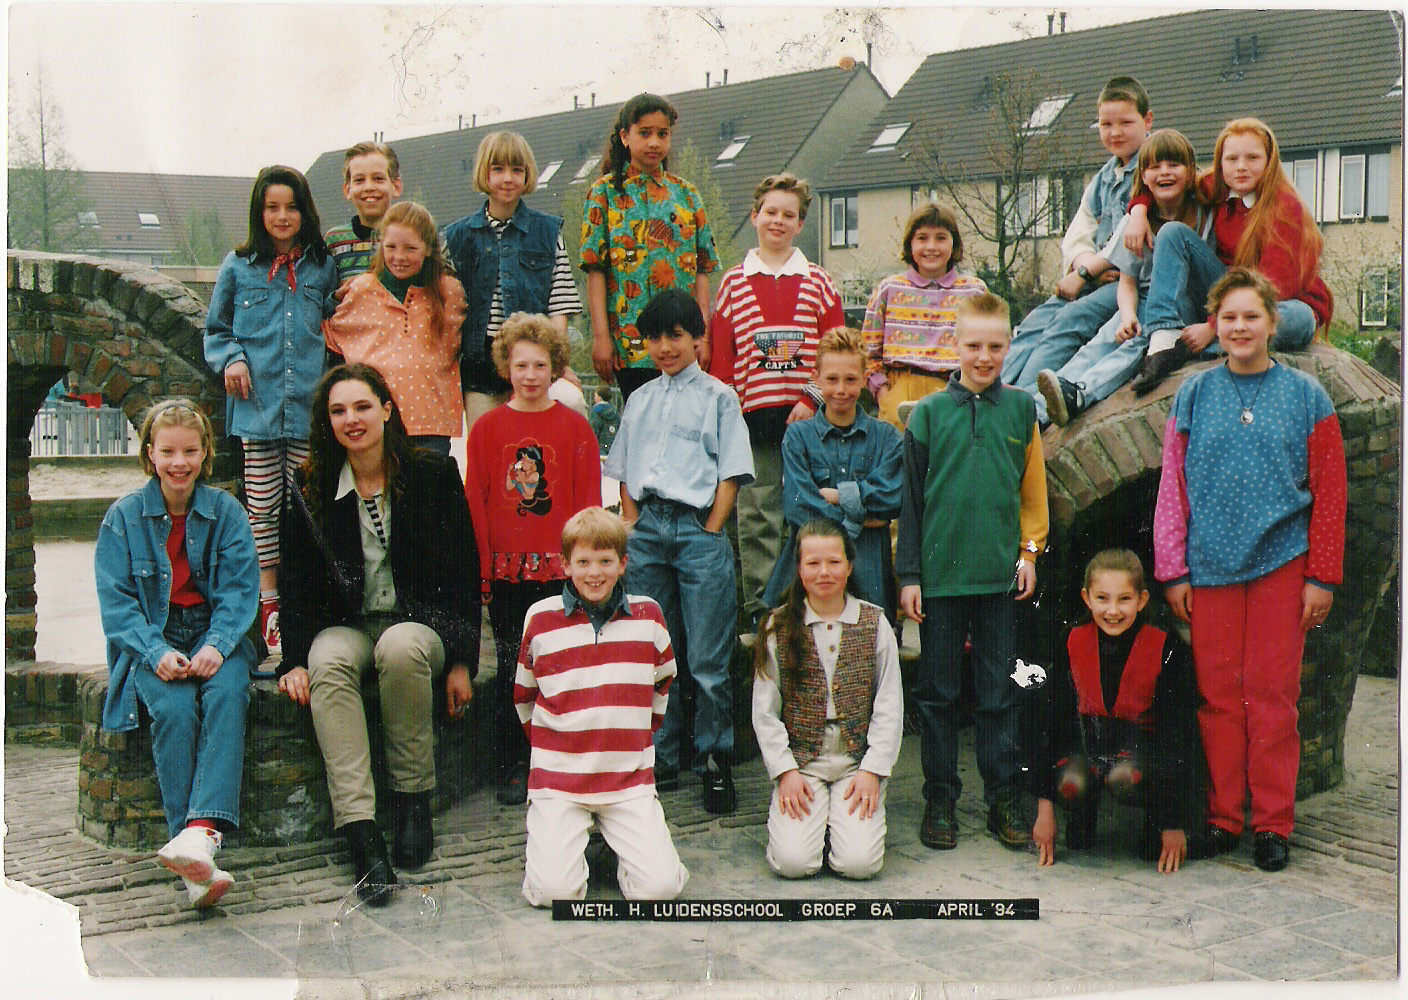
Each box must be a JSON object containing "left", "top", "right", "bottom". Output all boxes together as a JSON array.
[{"left": 6, "top": 3, "right": 1182, "bottom": 178}]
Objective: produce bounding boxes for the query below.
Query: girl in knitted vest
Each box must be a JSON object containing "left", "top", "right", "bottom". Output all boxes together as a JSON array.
[{"left": 752, "top": 519, "right": 904, "bottom": 879}]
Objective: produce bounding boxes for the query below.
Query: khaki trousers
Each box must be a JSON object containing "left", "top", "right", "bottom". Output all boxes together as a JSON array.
[
  {"left": 766, "top": 723, "right": 887, "bottom": 880},
  {"left": 737, "top": 438, "right": 785, "bottom": 619},
  {"left": 877, "top": 368, "right": 950, "bottom": 431},
  {"left": 307, "top": 619, "right": 445, "bottom": 829}
]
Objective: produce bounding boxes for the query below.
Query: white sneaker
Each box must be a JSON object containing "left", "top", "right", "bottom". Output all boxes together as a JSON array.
[
  {"left": 156, "top": 826, "right": 221, "bottom": 883},
  {"left": 184, "top": 868, "right": 234, "bottom": 908}
]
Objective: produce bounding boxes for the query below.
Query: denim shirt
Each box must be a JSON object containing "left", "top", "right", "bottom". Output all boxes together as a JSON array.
[
  {"left": 781, "top": 409, "right": 904, "bottom": 539},
  {"left": 1085, "top": 154, "right": 1138, "bottom": 252},
  {"left": 203, "top": 249, "right": 338, "bottom": 441},
  {"left": 94, "top": 480, "right": 260, "bottom": 731},
  {"left": 443, "top": 201, "right": 562, "bottom": 366}
]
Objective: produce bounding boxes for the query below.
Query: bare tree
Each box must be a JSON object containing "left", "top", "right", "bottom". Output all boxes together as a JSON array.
[
  {"left": 8, "top": 65, "right": 90, "bottom": 252},
  {"left": 911, "top": 69, "right": 1079, "bottom": 316}
]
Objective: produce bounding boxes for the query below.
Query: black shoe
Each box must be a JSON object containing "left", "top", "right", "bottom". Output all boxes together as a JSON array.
[
  {"left": 1065, "top": 804, "right": 1097, "bottom": 851},
  {"left": 1253, "top": 831, "right": 1290, "bottom": 872},
  {"left": 496, "top": 761, "right": 528, "bottom": 806},
  {"left": 654, "top": 764, "right": 680, "bottom": 792},
  {"left": 391, "top": 790, "right": 433, "bottom": 870},
  {"left": 1189, "top": 823, "right": 1240, "bottom": 860},
  {"left": 1037, "top": 370, "right": 1086, "bottom": 427},
  {"left": 919, "top": 798, "right": 958, "bottom": 850},
  {"left": 340, "top": 820, "right": 397, "bottom": 907},
  {"left": 1138, "top": 817, "right": 1163, "bottom": 862},
  {"left": 987, "top": 795, "right": 1032, "bottom": 849},
  {"left": 701, "top": 754, "right": 736, "bottom": 814},
  {"left": 1132, "top": 340, "right": 1192, "bottom": 397}
]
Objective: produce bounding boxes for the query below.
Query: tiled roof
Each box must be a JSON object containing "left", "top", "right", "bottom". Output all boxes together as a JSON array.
[
  {"left": 53, "top": 171, "right": 254, "bottom": 257},
  {"left": 306, "top": 64, "right": 884, "bottom": 236},
  {"left": 823, "top": 8, "right": 1404, "bottom": 192}
]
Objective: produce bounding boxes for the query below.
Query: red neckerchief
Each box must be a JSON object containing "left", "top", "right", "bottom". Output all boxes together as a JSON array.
[{"left": 268, "top": 245, "right": 303, "bottom": 290}]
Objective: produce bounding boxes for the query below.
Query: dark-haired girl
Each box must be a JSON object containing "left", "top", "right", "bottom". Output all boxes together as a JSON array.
[
  {"left": 204, "top": 165, "right": 338, "bottom": 656},
  {"left": 752, "top": 520, "right": 903, "bottom": 880},
  {"left": 277, "top": 363, "right": 479, "bottom": 904},
  {"left": 580, "top": 93, "right": 719, "bottom": 401},
  {"left": 464, "top": 314, "right": 601, "bottom": 805}
]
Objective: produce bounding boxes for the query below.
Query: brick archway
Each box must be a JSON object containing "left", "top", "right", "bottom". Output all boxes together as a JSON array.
[
  {"left": 1039, "top": 344, "right": 1400, "bottom": 797},
  {"left": 7, "top": 251, "right": 222, "bottom": 661}
]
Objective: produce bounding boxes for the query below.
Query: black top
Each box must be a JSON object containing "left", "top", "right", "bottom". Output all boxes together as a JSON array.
[{"left": 279, "top": 451, "right": 480, "bottom": 676}]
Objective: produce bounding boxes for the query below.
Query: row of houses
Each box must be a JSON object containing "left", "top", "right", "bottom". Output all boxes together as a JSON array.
[{"left": 32, "top": 8, "right": 1405, "bottom": 329}]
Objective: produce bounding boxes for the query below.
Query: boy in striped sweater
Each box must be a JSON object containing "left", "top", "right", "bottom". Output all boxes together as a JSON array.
[
  {"left": 708, "top": 173, "right": 845, "bottom": 624},
  {"left": 515, "top": 507, "right": 689, "bottom": 906}
]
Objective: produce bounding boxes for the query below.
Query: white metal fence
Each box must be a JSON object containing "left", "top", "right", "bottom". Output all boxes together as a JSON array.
[{"left": 30, "top": 403, "right": 134, "bottom": 457}]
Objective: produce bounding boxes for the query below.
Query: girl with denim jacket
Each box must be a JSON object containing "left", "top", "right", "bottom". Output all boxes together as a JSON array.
[
  {"left": 204, "top": 165, "right": 338, "bottom": 657},
  {"left": 444, "top": 131, "right": 582, "bottom": 431},
  {"left": 94, "top": 400, "right": 260, "bottom": 909}
]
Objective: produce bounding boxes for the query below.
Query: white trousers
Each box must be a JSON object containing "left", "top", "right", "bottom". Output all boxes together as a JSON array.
[
  {"left": 766, "top": 723, "right": 887, "bottom": 880},
  {"left": 522, "top": 793, "right": 689, "bottom": 907}
]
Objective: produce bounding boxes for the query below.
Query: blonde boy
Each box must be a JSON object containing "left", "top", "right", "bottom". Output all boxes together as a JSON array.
[
  {"left": 515, "top": 507, "right": 688, "bottom": 906},
  {"left": 897, "top": 293, "right": 1048, "bottom": 851},
  {"left": 325, "top": 141, "right": 404, "bottom": 285}
]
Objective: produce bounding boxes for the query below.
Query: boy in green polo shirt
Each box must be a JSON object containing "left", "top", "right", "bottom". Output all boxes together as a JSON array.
[{"left": 897, "top": 292, "right": 1048, "bottom": 851}]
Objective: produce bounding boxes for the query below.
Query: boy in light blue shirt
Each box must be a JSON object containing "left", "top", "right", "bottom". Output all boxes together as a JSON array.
[{"left": 604, "top": 287, "right": 754, "bottom": 815}]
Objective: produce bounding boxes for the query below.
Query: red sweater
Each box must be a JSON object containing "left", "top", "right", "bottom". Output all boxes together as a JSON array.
[
  {"left": 464, "top": 402, "right": 602, "bottom": 589},
  {"left": 1131, "top": 179, "right": 1332, "bottom": 327},
  {"left": 515, "top": 593, "right": 675, "bottom": 802},
  {"left": 707, "top": 258, "right": 844, "bottom": 419}
]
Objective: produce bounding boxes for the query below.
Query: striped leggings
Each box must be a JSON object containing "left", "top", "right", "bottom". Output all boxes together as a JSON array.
[{"left": 243, "top": 438, "right": 310, "bottom": 571}]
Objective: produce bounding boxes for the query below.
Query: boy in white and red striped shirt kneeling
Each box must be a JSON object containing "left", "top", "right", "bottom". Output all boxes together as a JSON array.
[{"left": 516, "top": 506, "right": 689, "bottom": 906}]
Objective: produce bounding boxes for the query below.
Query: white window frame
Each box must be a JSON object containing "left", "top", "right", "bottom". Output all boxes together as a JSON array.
[
  {"left": 137, "top": 212, "right": 160, "bottom": 228},
  {"left": 571, "top": 156, "right": 598, "bottom": 183},
  {"left": 1001, "top": 175, "right": 1068, "bottom": 237},
  {"left": 536, "top": 160, "right": 563, "bottom": 186},
  {"left": 868, "top": 122, "right": 911, "bottom": 152},
  {"left": 1359, "top": 267, "right": 1396, "bottom": 328},
  {"left": 1339, "top": 153, "right": 1367, "bottom": 220},
  {"left": 1024, "top": 94, "right": 1073, "bottom": 135},
  {"left": 715, "top": 135, "right": 750, "bottom": 164},
  {"left": 1289, "top": 157, "right": 1319, "bottom": 218},
  {"left": 77, "top": 211, "right": 99, "bottom": 228},
  {"left": 829, "top": 193, "right": 859, "bottom": 248}
]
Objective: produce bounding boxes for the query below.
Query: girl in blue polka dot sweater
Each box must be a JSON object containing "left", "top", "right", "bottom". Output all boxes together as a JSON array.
[{"left": 1153, "top": 267, "right": 1346, "bottom": 874}]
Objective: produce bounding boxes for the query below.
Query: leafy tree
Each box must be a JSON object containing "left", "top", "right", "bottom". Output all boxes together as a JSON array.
[
  {"left": 912, "top": 69, "right": 1078, "bottom": 319},
  {"left": 172, "top": 208, "right": 231, "bottom": 266},
  {"left": 8, "top": 66, "right": 89, "bottom": 252}
]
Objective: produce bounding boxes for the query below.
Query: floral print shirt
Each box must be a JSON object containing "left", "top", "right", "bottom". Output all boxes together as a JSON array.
[{"left": 580, "top": 164, "right": 718, "bottom": 367}]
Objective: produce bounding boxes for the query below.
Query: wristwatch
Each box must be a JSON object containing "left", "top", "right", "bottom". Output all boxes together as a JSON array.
[
  {"left": 1076, "top": 264, "right": 1093, "bottom": 281},
  {"left": 1023, "top": 540, "right": 1040, "bottom": 555}
]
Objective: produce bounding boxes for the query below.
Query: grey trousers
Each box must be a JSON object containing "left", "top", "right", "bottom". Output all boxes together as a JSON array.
[
  {"left": 737, "top": 438, "right": 785, "bottom": 619},
  {"left": 306, "top": 619, "right": 445, "bottom": 828}
]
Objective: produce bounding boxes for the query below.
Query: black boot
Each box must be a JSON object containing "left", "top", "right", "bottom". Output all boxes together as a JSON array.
[
  {"left": 1132, "top": 340, "right": 1192, "bottom": 397},
  {"left": 392, "top": 790, "right": 434, "bottom": 870},
  {"left": 340, "top": 819, "right": 397, "bottom": 906}
]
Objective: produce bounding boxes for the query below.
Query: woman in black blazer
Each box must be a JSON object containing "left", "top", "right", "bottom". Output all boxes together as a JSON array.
[{"left": 279, "top": 362, "right": 478, "bottom": 905}]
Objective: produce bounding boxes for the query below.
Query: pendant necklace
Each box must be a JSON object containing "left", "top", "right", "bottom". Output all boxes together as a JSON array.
[{"left": 1230, "top": 362, "right": 1271, "bottom": 425}]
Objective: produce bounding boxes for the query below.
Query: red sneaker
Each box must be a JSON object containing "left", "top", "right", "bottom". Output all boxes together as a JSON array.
[{"left": 259, "top": 600, "right": 281, "bottom": 656}]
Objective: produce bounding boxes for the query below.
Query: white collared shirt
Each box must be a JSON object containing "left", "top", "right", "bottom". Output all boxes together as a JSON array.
[
  {"left": 336, "top": 462, "right": 398, "bottom": 614},
  {"left": 741, "top": 246, "right": 810, "bottom": 278}
]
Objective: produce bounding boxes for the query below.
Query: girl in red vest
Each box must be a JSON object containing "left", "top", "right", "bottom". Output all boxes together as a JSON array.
[
  {"left": 752, "top": 519, "right": 903, "bottom": 880},
  {"left": 1028, "top": 549, "right": 1199, "bottom": 873}
]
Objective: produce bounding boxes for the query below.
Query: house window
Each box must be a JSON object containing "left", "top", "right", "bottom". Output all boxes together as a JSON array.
[
  {"left": 137, "top": 212, "right": 160, "bottom": 228},
  {"left": 829, "top": 193, "right": 859, "bottom": 248},
  {"left": 77, "top": 211, "right": 99, "bottom": 228},
  {"left": 1339, "top": 150, "right": 1391, "bottom": 220},
  {"left": 1360, "top": 267, "right": 1401, "bottom": 329},
  {"left": 1339, "top": 154, "right": 1367, "bottom": 219},
  {"left": 1000, "top": 175, "right": 1075, "bottom": 237},
  {"left": 716, "top": 136, "right": 750, "bottom": 164},
  {"left": 536, "top": 160, "right": 563, "bottom": 186},
  {"left": 1289, "top": 157, "right": 1318, "bottom": 215},
  {"left": 868, "top": 123, "right": 911, "bottom": 152},
  {"left": 572, "top": 156, "right": 599, "bottom": 183},
  {"left": 1024, "top": 95, "right": 1074, "bottom": 135}
]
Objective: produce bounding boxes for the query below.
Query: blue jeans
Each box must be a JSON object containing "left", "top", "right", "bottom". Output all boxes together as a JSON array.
[
  {"left": 626, "top": 497, "right": 737, "bottom": 770},
  {"left": 1032, "top": 308, "right": 1150, "bottom": 423},
  {"left": 914, "top": 593, "right": 1021, "bottom": 807},
  {"left": 1003, "top": 282, "right": 1121, "bottom": 391},
  {"left": 133, "top": 603, "right": 252, "bottom": 839}
]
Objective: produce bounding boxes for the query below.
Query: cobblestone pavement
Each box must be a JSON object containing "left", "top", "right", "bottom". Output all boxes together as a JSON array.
[{"left": 3, "top": 674, "right": 1397, "bottom": 995}]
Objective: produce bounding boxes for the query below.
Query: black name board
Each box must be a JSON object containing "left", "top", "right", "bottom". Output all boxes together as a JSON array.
[{"left": 553, "top": 898, "right": 1038, "bottom": 921}]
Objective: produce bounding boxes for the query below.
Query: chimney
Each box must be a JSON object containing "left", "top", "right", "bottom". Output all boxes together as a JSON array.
[
  {"left": 706, "top": 71, "right": 711, "bottom": 88},
  {"left": 458, "top": 114, "right": 463, "bottom": 129},
  {"left": 1059, "top": 11, "right": 1067, "bottom": 33},
  {"left": 472, "top": 114, "right": 477, "bottom": 127},
  {"left": 1047, "top": 12, "right": 1054, "bottom": 35},
  {"left": 723, "top": 68, "right": 728, "bottom": 85},
  {"left": 591, "top": 92, "right": 596, "bottom": 107},
  {"left": 574, "top": 95, "right": 579, "bottom": 110}
]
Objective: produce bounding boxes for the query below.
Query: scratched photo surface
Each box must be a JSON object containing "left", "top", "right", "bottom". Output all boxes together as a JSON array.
[{"left": 4, "top": 3, "right": 1400, "bottom": 998}]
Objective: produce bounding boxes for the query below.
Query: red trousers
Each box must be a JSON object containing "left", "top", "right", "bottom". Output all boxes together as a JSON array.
[{"left": 1190, "top": 556, "right": 1306, "bottom": 838}]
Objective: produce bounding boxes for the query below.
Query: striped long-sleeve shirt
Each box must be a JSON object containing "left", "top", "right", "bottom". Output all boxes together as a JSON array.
[
  {"left": 515, "top": 591, "right": 675, "bottom": 803},
  {"left": 708, "top": 250, "right": 844, "bottom": 431}
]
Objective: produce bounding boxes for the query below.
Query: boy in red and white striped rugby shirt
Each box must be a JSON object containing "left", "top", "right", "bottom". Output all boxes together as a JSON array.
[
  {"left": 515, "top": 506, "right": 689, "bottom": 906},
  {"left": 707, "top": 173, "right": 845, "bottom": 623}
]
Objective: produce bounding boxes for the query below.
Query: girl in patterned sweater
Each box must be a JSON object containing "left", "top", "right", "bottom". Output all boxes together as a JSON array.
[
  {"left": 1153, "top": 268, "right": 1346, "bottom": 873},
  {"left": 753, "top": 519, "right": 903, "bottom": 880}
]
